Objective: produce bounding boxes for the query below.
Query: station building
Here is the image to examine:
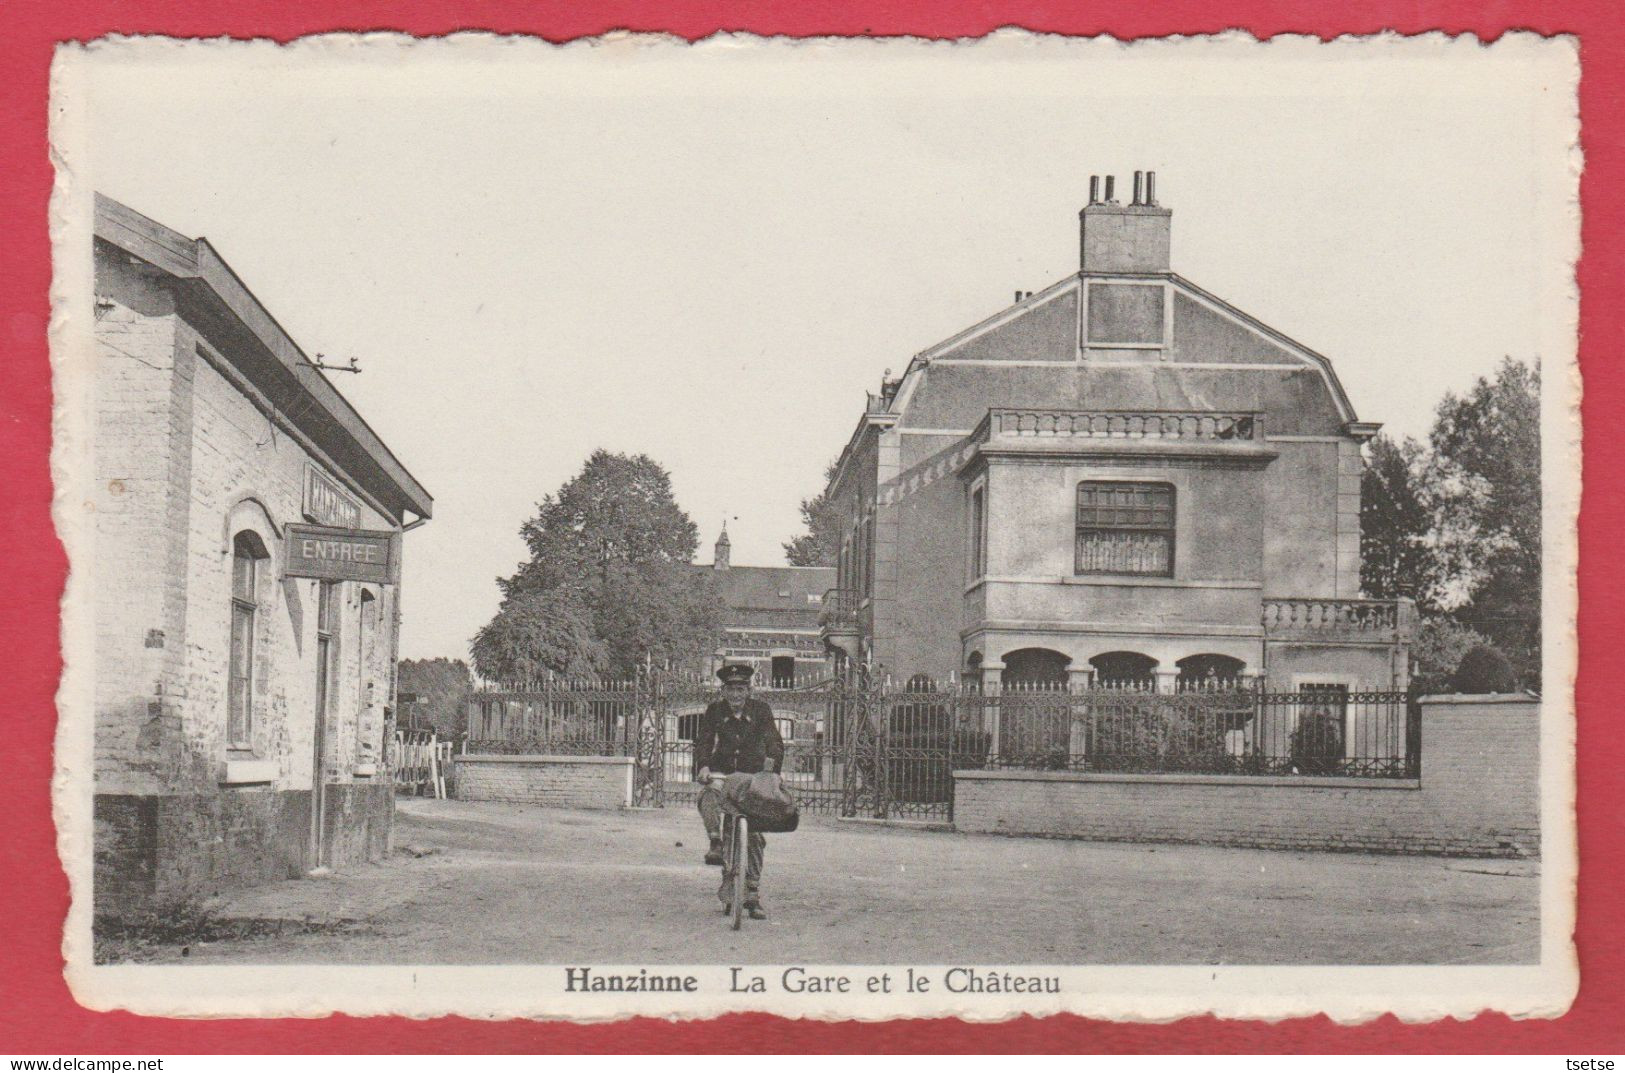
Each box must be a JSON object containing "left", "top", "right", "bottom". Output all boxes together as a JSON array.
[{"left": 90, "top": 194, "right": 433, "bottom": 915}]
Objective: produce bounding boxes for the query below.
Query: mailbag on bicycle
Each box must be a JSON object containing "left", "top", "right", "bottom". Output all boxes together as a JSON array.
[{"left": 724, "top": 770, "right": 800, "bottom": 833}]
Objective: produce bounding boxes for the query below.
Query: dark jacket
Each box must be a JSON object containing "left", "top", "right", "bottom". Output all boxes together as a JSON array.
[{"left": 693, "top": 698, "right": 784, "bottom": 775}]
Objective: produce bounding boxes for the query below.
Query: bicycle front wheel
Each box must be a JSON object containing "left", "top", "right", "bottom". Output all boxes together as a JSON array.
[{"left": 730, "top": 815, "right": 748, "bottom": 931}]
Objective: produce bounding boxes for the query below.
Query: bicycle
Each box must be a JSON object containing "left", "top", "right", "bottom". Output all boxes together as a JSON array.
[
  {"left": 703, "top": 771, "right": 754, "bottom": 930},
  {"left": 720, "top": 803, "right": 750, "bottom": 931}
]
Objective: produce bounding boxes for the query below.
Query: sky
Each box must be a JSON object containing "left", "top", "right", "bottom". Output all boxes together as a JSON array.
[{"left": 64, "top": 32, "right": 1578, "bottom": 660}]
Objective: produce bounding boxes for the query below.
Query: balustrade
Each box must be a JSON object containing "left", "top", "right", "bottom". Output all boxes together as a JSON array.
[
  {"left": 981, "top": 408, "right": 1260, "bottom": 442},
  {"left": 1262, "top": 598, "right": 1402, "bottom": 636},
  {"left": 819, "top": 588, "right": 861, "bottom": 630}
]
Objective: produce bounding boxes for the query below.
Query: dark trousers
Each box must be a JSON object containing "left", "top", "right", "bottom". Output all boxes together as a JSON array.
[{"left": 698, "top": 783, "right": 765, "bottom": 901}]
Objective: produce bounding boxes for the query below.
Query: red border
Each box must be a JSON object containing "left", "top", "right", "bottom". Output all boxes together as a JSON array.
[{"left": 3, "top": 2, "right": 1619, "bottom": 1054}]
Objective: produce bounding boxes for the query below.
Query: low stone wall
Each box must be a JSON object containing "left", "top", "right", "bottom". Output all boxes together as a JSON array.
[
  {"left": 94, "top": 781, "right": 394, "bottom": 917},
  {"left": 455, "top": 754, "right": 634, "bottom": 810},
  {"left": 954, "top": 694, "right": 1538, "bottom": 857}
]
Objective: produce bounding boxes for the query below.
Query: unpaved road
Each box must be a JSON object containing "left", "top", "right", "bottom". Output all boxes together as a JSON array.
[{"left": 116, "top": 798, "right": 1540, "bottom": 965}]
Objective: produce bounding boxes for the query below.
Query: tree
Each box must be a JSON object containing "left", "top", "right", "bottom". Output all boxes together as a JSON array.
[
  {"left": 783, "top": 457, "right": 843, "bottom": 568},
  {"left": 470, "top": 590, "right": 609, "bottom": 683},
  {"left": 486, "top": 450, "right": 724, "bottom": 678},
  {"left": 1426, "top": 357, "right": 1541, "bottom": 687},
  {"left": 1451, "top": 645, "right": 1519, "bottom": 694},
  {"left": 1408, "top": 617, "right": 1492, "bottom": 695},
  {"left": 396, "top": 658, "right": 475, "bottom": 736},
  {"left": 1360, "top": 433, "right": 1443, "bottom": 608}
]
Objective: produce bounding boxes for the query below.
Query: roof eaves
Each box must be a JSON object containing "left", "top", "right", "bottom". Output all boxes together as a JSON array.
[
  {"left": 917, "top": 272, "right": 1080, "bottom": 362},
  {"left": 1168, "top": 273, "right": 1358, "bottom": 424},
  {"left": 827, "top": 409, "right": 896, "bottom": 505},
  {"left": 94, "top": 193, "right": 434, "bottom": 520}
]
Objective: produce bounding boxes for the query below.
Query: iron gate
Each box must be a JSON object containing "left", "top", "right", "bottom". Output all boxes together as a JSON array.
[
  {"left": 647, "top": 676, "right": 966, "bottom": 821},
  {"left": 466, "top": 673, "right": 970, "bottom": 821}
]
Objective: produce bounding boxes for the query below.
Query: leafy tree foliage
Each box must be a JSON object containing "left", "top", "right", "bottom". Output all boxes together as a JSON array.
[
  {"left": 1408, "top": 617, "right": 1492, "bottom": 695},
  {"left": 470, "top": 590, "right": 608, "bottom": 683},
  {"left": 1426, "top": 357, "right": 1541, "bottom": 687},
  {"left": 396, "top": 657, "right": 475, "bottom": 736},
  {"left": 1451, "top": 644, "right": 1519, "bottom": 694},
  {"left": 783, "top": 457, "right": 843, "bottom": 568},
  {"left": 1359, "top": 358, "right": 1541, "bottom": 689},
  {"left": 480, "top": 450, "right": 723, "bottom": 679},
  {"left": 1360, "top": 434, "right": 1442, "bottom": 609}
]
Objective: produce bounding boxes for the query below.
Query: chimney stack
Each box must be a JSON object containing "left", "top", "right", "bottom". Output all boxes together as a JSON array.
[{"left": 1079, "top": 169, "right": 1172, "bottom": 274}]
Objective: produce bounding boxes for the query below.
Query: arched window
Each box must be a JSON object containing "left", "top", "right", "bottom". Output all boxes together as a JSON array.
[
  {"left": 1176, "top": 653, "right": 1246, "bottom": 692},
  {"left": 228, "top": 531, "right": 269, "bottom": 747},
  {"left": 1001, "top": 648, "right": 1071, "bottom": 690},
  {"left": 1089, "top": 651, "right": 1158, "bottom": 691}
]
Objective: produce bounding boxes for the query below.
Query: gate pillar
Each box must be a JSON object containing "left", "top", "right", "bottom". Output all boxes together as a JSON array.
[{"left": 980, "top": 663, "right": 1004, "bottom": 760}]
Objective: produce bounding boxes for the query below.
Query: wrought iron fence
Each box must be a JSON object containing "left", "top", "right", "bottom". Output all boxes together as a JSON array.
[
  {"left": 980, "top": 683, "right": 1416, "bottom": 778},
  {"left": 467, "top": 679, "right": 646, "bottom": 757},
  {"left": 463, "top": 676, "right": 1418, "bottom": 820}
]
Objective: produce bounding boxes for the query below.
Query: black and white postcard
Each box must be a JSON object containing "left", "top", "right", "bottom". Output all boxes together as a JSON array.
[{"left": 49, "top": 31, "right": 1579, "bottom": 1022}]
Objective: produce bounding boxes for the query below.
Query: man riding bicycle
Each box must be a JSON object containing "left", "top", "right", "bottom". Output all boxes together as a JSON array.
[{"left": 693, "top": 663, "right": 784, "bottom": 920}]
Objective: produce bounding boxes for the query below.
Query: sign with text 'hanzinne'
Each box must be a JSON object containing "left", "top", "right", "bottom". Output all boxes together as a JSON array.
[
  {"left": 284, "top": 523, "right": 394, "bottom": 585},
  {"left": 303, "top": 464, "right": 363, "bottom": 529}
]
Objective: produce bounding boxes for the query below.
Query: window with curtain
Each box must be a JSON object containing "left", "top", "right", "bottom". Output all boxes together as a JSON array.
[
  {"left": 228, "top": 531, "right": 268, "bottom": 747},
  {"left": 1075, "top": 481, "right": 1175, "bottom": 577}
]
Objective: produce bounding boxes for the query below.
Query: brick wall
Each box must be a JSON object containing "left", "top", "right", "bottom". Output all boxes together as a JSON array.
[
  {"left": 94, "top": 783, "right": 392, "bottom": 917},
  {"left": 954, "top": 694, "right": 1538, "bottom": 857},
  {"left": 93, "top": 242, "right": 186, "bottom": 796},
  {"left": 93, "top": 247, "right": 398, "bottom": 798},
  {"left": 91, "top": 230, "right": 406, "bottom": 916},
  {"left": 455, "top": 756, "right": 634, "bottom": 810}
]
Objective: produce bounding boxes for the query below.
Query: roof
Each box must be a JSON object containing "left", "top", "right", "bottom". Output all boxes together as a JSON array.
[
  {"left": 93, "top": 193, "right": 433, "bottom": 523},
  {"left": 826, "top": 266, "right": 1364, "bottom": 501},
  {"left": 693, "top": 562, "right": 836, "bottom": 631}
]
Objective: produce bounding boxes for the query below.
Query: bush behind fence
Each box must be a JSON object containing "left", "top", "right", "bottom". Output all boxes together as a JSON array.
[{"left": 464, "top": 677, "right": 1416, "bottom": 784}]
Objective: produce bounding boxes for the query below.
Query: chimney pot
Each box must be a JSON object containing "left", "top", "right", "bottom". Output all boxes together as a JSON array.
[
  {"left": 1088, "top": 176, "right": 1100, "bottom": 204},
  {"left": 1078, "top": 171, "right": 1171, "bottom": 273}
]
